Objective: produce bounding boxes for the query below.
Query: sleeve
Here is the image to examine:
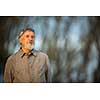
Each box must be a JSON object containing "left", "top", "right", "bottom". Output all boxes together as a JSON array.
[
  {"left": 4, "top": 56, "right": 14, "bottom": 83},
  {"left": 45, "top": 55, "right": 52, "bottom": 83}
]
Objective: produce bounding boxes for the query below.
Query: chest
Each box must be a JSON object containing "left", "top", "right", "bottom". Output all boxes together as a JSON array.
[{"left": 14, "top": 55, "right": 46, "bottom": 81}]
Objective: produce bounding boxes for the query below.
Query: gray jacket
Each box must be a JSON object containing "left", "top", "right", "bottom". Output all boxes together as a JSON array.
[{"left": 4, "top": 49, "right": 51, "bottom": 83}]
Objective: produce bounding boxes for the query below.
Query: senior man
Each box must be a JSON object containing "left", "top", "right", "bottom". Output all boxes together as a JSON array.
[{"left": 4, "top": 28, "right": 51, "bottom": 83}]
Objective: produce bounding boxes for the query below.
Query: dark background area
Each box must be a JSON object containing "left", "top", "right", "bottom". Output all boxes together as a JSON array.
[{"left": 1, "top": 16, "right": 100, "bottom": 82}]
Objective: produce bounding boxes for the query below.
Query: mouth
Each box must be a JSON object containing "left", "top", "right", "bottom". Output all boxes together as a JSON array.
[
  {"left": 25, "top": 43, "right": 34, "bottom": 50},
  {"left": 28, "top": 42, "right": 33, "bottom": 44}
]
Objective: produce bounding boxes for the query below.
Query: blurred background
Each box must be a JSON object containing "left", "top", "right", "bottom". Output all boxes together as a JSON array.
[{"left": 0, "top": 16, "right": 100, "bottom": 83}]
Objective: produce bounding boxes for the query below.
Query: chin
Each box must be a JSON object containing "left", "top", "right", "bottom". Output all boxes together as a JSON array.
[{"left": 25, "top": 43, "right": 34, "bottom": 50}]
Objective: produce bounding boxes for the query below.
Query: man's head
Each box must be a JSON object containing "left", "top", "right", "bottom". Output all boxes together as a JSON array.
[{"left": 19, "top": 28, "right": 35, "bottom": 51}]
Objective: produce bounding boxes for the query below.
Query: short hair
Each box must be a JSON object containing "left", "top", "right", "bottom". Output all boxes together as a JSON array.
[{"left": 18, "top": 28, "right": 35, "bottom": 39}]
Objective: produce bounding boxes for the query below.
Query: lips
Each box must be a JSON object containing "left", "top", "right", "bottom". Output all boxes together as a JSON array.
[{"left": 28, "top": 42, "right": 33, "bottom": 44}]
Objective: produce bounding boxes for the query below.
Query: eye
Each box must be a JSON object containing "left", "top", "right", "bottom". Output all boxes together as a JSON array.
[
  {"left": 31, "top": 36, "right": 33, "bottom": 38},
  {"left": 26, "top": 35, "right": 29, "bottom": 38},
  {"left": 31, "top": 35, "right": 35, "bottom": 39}
]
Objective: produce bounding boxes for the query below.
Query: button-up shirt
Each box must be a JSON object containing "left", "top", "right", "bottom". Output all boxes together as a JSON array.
[{"left": 4, "top": 49, "right": 51, "bottom": 83}]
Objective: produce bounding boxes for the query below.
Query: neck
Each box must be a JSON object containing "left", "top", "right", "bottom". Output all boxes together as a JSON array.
[{"left": 21, "top": 47, "right": 31, "bottom": 54}]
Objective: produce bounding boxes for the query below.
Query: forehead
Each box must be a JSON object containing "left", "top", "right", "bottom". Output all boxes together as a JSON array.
[{"left": 23, "top": 30, "right": 35, "bottom": 36}]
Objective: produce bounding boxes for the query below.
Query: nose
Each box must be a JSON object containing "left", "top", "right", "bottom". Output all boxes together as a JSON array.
[{"left": 29, "top": 36, "right": 34, "bottom": 42}]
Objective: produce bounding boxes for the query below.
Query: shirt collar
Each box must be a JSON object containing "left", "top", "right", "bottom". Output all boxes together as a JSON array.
[
  {"left": 19, "top": 48, "right": 37, "bottom": 58},
  {"left": 31, "top": 49, "right": 37, "bottom": 57}
]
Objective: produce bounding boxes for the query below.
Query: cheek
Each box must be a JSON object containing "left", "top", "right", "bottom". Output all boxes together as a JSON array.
[
  {"left": 20, "top": 38, "right": 26, "bottom": 45},
  {"left": 33, "top": 38, "right": 35, "bottom": 41},
  {"left": 33, "top": 39, "right": 35, "bottom": 44}
]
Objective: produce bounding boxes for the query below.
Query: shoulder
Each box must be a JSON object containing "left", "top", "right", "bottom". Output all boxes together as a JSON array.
[
  {"left": 34, "top": 49, "right": 48, "bottom": 58},
  {"left": 6, "top": 49, "right": 21, "bottom": 62},
  {"left": 5, "top": 54, "right": 16, "bottom": 68},
  {"left": 37, "top": 50, "right": 48, "bottom": 57},
  {"left": 39, "top": 52, "right": 48, "bottom": 57},
  {"left": 6, "top": 53, "right": 16, "bottom": 63}
]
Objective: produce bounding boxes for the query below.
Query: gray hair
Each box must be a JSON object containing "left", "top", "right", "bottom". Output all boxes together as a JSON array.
[{"left": 18, "top": 28, "right": 35, "bottom": 39}]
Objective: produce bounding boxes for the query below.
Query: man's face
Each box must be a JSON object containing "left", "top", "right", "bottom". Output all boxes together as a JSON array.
[{"left": 19, "top": 30, "right": 35, "bottom": 50}]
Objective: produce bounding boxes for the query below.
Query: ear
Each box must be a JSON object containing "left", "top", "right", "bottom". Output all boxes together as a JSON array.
[{"left": 19, "top": 36, "right": 23, "bottom": 45}]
